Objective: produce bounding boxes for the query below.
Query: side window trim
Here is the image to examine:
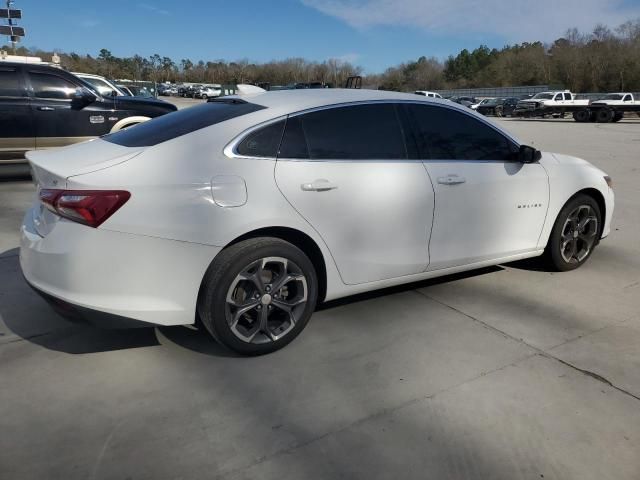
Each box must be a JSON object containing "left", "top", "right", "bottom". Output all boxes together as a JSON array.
[{"left": 227, "top": 100, "right": 520, "bottom": 162}]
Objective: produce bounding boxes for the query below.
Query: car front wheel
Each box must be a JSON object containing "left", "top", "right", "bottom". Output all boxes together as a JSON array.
[
  {"left": 546, "top": 194, "right": 601, "bottom": 271},
  {"left": 198, "top": 238, "right": 318, "bottom": 355}
]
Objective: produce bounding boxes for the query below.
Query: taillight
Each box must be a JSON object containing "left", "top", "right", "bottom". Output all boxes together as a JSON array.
[{"left": 39, "top": 189, "right": 130, "bottom": 228}]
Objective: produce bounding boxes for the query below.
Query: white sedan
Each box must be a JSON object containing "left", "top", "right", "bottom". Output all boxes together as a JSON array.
[{"left": 20, "top": 89, "right": 614, "bottom": 355}]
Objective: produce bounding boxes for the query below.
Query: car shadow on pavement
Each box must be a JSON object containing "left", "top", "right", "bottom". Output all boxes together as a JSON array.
[
  {"left": 319, "top": 266, "right": 504, "bottom": 311},
  {"left": 2, "top": 246, "right": 504, "bottom": 357}
]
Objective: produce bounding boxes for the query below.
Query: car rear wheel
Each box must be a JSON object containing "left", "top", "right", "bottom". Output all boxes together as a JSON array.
[
  {"left": 198, "top": 238, "right": 318, "bottom": 355},
  {"left": 545, "top": 194, "right": 601, "bottom": 271}
]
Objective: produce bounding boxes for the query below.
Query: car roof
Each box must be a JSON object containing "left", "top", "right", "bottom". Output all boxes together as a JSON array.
[{"left": 234, "top": 88, "right": 458, "bottom": 117}]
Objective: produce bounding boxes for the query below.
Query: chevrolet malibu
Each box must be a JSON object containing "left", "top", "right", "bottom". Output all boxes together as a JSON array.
[{"left": 20, "top": 89, "right": 614, "bottom": 355}]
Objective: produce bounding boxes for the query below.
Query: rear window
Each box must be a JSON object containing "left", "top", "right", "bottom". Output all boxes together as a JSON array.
[{"left": 103, "top": 100, "right": 266, "bottom": 147}]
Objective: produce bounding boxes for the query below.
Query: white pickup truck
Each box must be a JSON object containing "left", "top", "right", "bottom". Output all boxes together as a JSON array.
[
  {"left": 515, "top": 90, "right": 640, "bottom": 122},
  {"left": 592, "top": 92, "right": 639, "bottom": 106},
  {"left": 514, "top": 90, "right": 589, "bottom": 118}
]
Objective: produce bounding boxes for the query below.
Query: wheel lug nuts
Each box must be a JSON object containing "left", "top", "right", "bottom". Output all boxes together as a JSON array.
[{"left": 265, "top": 286, "right": 271, "bottom": 292}]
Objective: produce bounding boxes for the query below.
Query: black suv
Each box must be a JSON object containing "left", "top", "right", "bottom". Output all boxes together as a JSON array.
[{"left": 0, "top": 62, "right": 176, "bottom": 164}]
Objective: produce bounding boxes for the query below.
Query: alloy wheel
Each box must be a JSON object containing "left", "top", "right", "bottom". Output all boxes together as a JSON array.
[
  {"left": 225, "top": 257, "right": 308, "bottom": 344},
  {"left": 560, "top": 205, "right": 598, "bottom": 264}
]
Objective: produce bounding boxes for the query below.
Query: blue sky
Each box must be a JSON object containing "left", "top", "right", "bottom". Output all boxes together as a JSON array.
[{"left": 10, "top": 0, "right": 640, "bottom": 73}]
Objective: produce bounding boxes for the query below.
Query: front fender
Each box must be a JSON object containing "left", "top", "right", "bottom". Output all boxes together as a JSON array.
[{"left": 537, "top": 155, "right": 613, "bottom": 249}]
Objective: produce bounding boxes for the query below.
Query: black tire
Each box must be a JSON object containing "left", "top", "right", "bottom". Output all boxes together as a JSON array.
[
  {"left": 573, "top": 109, "right": 590, "bottom": 122},
  {"left": 596, "top": 108, "right": 614, "bottom": 123},
  {"left": 545, "top": 194, "right": 602, "bottom": 272},
  {"left": 613, "top": 112, "right": 623, "bottom": 122},
  {"left": 197, "top": 237, "right": 318, "bottom": 355}
]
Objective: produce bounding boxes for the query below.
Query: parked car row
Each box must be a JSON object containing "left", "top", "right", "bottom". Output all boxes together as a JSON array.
[
  {"left": 158, "top": 83, "right": 223, "bottom": 99},
  {"left": 412, "top": 92, "right": 524, "bottom": 117}
]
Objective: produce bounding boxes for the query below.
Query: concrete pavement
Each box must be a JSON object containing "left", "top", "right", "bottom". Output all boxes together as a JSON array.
[{"left": 1, "top": 118, "right": 639, "bottom": 479}]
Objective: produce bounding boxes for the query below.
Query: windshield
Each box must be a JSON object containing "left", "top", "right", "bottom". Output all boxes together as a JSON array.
[
  {"left": 601, "top": 94, "right": 624, "bottom": 100},
  {"left": 82, "top": 77, "right": 122, "bottom": 96},
  {"left": 532, "top": 93, "right": 554, "bottom": 100}
]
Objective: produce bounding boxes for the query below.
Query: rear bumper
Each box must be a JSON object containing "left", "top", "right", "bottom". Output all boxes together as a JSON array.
[
  {"left": 26, "top": 278, "right": 157, "bottom": 329},
  {"left": 20, "top": 205, "right": 222, "bottom": 327}
]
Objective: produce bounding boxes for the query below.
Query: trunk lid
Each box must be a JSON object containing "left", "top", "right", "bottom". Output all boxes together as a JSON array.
[
  {"left": 27, "top": 138, "right": 145, "bottom": 189},
  {"left": 26, "top": 139, "right": 144, "bottom": 236}
]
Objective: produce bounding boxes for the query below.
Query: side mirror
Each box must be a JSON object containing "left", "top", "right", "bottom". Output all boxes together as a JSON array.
[
  {"left": 519, "top": 145, "right": 542, "bottom": 163},
  {"left": 74, "top": 87, "right": 97, "bottom": 106}
]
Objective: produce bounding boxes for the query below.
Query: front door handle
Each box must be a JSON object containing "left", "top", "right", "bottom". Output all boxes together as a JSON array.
[
  {"left": 437, "top": 175, "right": 466, "bottom": 185},
  {"left": 37, "top": 106, "right": 55, "bottom": 111},
  {"left": 301, "top": 179, "right": 338, "bottom": 191}
]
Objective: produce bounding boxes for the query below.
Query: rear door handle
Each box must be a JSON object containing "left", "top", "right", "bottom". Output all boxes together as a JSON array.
[
  {"left": 37, "top": 106, "right": 55, "bottom": 111},
  {"left": 301, "top": 179, "right": 338, "bottom": 191},
  {"left": 437, "top": 175, "right": 466, "bottom": 185}
]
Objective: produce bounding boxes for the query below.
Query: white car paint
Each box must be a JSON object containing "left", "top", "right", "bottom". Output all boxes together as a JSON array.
[{"left": 20, "top": 89, "right": 614, "bottom": 330}]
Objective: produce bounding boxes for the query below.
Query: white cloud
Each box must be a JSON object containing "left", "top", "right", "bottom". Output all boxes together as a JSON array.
[
  {"left": 138, "top": 3, "right": 170, "bottom": 15},
  {"left": 302, "top": 0, "right": 640, "bottom": 42},
  {"left": 330, "top": 52, "right": 361, "bottom": 63}
]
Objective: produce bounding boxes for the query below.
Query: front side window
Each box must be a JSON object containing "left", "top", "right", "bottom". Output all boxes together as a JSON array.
[
  {"left": 0, "top": 68, "right": 26, "bottom": 97},
  {"left": 554, "top": 94, "right": 563, "bottom": 101},
  {"left": 29, "top": 72, "right": 78, "bottom": 100},
  {"left": 623, "top": 95, "right": 632, "bottom": 102},
  {"left": 283, "top": 103, "right": 406, "bottom": 160},
  {"left": 404, "top": 104, "right": 518, "bottom": 161},
  {"left": 236, "top": 120, "right": 285, "bottom": 157}
]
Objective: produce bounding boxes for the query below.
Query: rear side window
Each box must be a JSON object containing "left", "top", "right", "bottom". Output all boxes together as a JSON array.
[
  {"left": 104, "top": 100, "right": 266, "bottom": 147},
  {"left": 236, "top": 120, "right": 285, "bottom": 157},
  {"left": 0, "top": 68, "right": 26, "bottom": 97},
  {"left": 285, "top": 103, "right": 406, "bottom": 160},
  {"left": 29, "top": 72, "right": 78, "bottom": 99},
  {"left": 404, "top": 104, "right": 518, "bottom": 161}
]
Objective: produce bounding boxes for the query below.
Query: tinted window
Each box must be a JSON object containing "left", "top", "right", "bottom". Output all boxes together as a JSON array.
[
  {"left": 564, "top": 93, "right": 572, "bottom": 100},
  {"left": 279, "top": 115, "right": 309, "bottom": 159},
  {"left": 296, "top": 104, "right": 406, "bottom": 160},
  {"left": 405, "top": 104, "right": 518, "bottom": 161},
  {"left": 237, "top": 120, "right": 285, "bottom": 157},
  {"left": 104, "top": 100, "right": 266, "bottom": 147},
  {"left": 29, "top": 72, "right": 78, "bottom": 99},
  {"left": 0, "top": 68, "right": 26, "bottom": 97}
]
